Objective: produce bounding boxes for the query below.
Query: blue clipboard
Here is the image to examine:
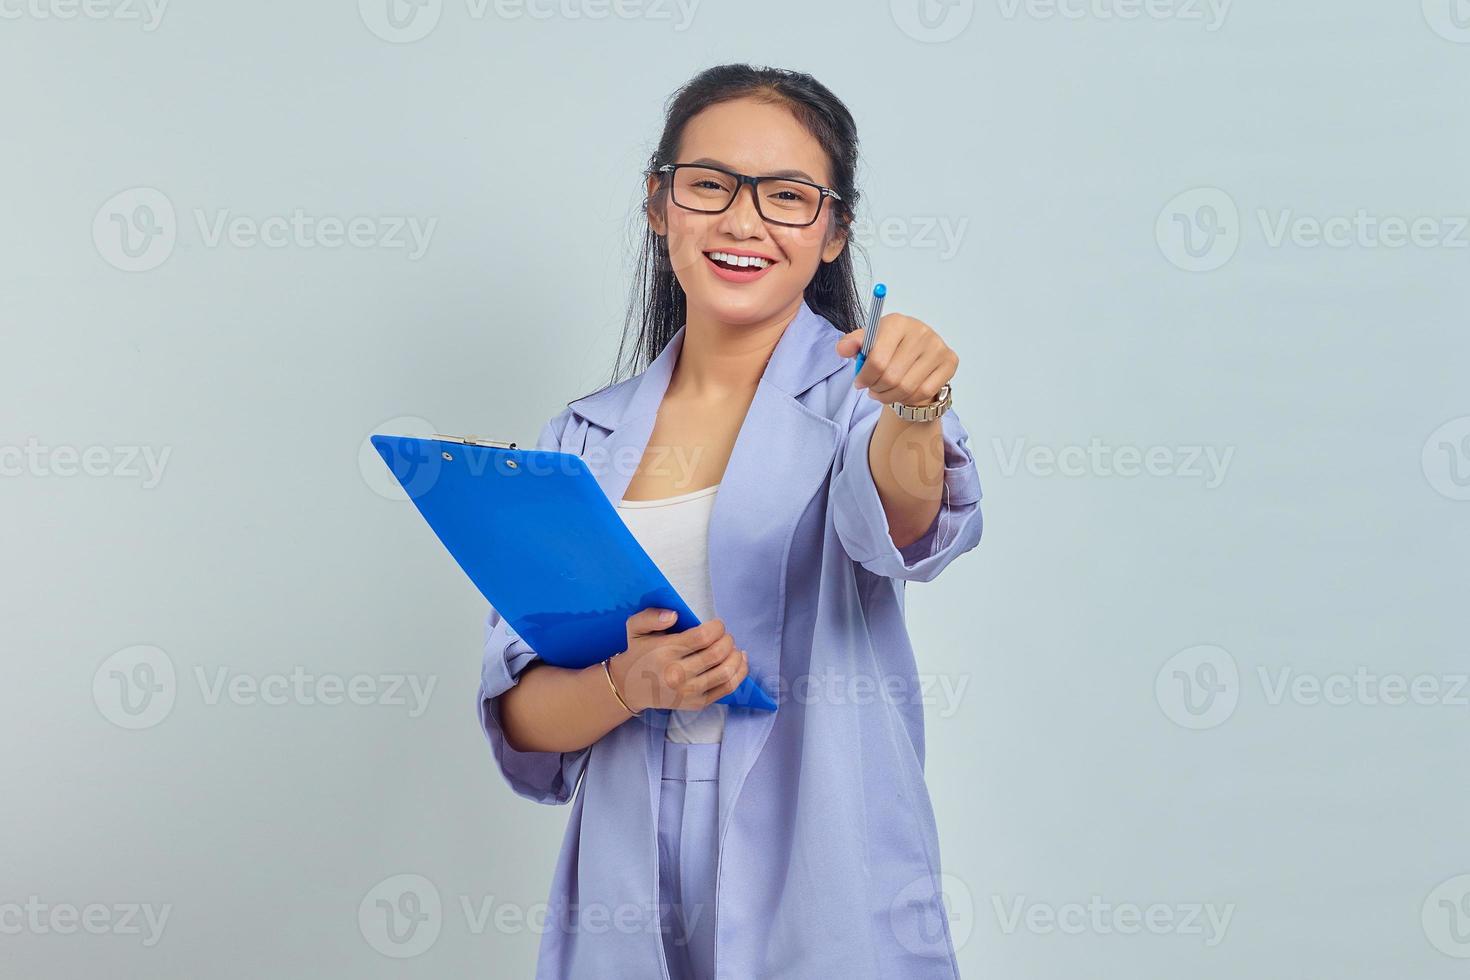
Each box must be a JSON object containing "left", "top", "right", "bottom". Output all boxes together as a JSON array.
[{"left": 371, "top": 432, "right": 778, "bottom": 712}]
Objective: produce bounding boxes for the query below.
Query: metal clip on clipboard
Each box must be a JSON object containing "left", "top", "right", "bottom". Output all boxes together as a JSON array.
[{"left": 432, "top": 434, "right": 518, "bottom": 449}]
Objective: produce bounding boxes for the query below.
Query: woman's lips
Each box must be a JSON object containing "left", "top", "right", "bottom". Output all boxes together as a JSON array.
[{"left": 704, "top": 252, "right": 775, "bottom": 283}]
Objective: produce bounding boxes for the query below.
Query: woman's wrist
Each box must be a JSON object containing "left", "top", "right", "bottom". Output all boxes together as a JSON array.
[{"left": 602, "top": 651, "right": 644, "bottom": 716}]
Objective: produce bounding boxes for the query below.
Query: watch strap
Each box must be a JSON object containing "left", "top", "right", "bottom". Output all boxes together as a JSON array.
[{"left": 890, "top": 383, "right": 952, "bottom": 422}]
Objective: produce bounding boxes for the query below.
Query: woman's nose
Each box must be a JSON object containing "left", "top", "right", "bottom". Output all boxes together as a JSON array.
[{"left": 719, "top": 183, "right": 765, "bottom": 237}]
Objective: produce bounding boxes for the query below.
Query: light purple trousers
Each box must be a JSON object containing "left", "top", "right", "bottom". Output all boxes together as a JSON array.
[{"left": 657, "top": 739, "right": 721, "bottom": 980}]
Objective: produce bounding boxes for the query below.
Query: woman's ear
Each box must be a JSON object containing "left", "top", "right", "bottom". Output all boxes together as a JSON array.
[
  {"left": 821, "top": 220, "right": 848, "bottom": 263},
  {"left": 644, "top": 174, "right": 666, "bottom": 237}
]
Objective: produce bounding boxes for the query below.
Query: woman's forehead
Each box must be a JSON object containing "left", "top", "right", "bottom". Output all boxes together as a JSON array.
[{"left": 676, "top": 99, "right": 831, "bottom": 184}]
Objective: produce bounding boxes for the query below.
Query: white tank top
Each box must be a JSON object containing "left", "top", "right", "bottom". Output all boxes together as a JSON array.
[{"left": 614, "top": 483, "right": 728, "bottom": 743}]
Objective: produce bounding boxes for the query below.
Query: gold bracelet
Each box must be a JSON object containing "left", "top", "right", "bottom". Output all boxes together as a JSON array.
[{"left": 602, "top": 655, "right": 641, "bottom": 717}]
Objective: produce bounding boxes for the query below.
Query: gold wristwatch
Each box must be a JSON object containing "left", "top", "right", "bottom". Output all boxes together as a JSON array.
[{"left": 890, "top": 383, "right": 953, "bottom": 422}]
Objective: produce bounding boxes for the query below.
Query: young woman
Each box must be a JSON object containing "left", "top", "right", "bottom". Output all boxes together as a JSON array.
[{"left": 479, "top": 64, "right": 984, "bottom": 980}]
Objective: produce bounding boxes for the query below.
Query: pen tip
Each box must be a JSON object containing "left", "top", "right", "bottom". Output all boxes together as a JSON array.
[{"left": 873, "top": 283, "right": 886, "bottom": 298}]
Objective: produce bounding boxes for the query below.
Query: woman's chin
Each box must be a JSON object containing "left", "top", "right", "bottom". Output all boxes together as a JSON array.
[{"left": 684, "top": 286, "right": 793, "bottom": 327}]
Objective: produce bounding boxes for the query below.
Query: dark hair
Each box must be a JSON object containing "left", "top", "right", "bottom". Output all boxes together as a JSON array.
[{"left": 603, "top": 63, "right": 867, "bottom": 388}]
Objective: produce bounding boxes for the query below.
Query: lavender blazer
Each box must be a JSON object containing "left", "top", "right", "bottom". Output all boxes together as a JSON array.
[{"left": 478, "top": 299, "right": 985, "bottom": 979}]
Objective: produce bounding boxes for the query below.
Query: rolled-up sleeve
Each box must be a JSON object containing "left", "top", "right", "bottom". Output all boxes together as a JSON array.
[
  {"left": 830, "top": 395, "right": 984, "bottom": 583},
  {"left": 478, "top": 606, "right": 591, "bottom": 805},
  {"left": 475, "top": 406, "right": 591, "bottom": 805}
]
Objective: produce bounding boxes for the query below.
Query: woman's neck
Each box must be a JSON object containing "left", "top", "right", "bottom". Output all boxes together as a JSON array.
[{"left": 669, "top": 300, "right": 802, "bottom": 400}]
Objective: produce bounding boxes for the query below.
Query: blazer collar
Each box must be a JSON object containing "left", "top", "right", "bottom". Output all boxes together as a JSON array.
[{"left": 567, "top": 298, "right": 847, "bottom": 431}]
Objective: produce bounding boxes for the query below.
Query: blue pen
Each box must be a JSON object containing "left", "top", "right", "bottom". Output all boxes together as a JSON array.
[{"left": 854, "top": 282, "right": 887, "bottom": 378}]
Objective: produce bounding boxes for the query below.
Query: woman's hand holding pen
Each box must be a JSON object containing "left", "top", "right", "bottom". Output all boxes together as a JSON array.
[
  {"left": 835, "top": 309, "right": 958, "bottom": 549},
  {"left": 607, "top": 609, "right": 749, "bottom": 713},
  {"left": 835, "top": 313, "right": 958, "bottom": 408}
]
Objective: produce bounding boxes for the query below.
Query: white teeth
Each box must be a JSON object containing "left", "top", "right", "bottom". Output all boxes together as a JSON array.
[{"left": 709, "top": 251, "right": 771, "bottom": 270}]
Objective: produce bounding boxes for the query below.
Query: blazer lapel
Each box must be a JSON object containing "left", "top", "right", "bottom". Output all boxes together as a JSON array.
[{"left": 568, "top": 301, "right": 848, "bottom": 834}]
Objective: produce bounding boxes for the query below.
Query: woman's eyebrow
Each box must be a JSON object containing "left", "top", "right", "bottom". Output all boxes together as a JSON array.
[{"left": 688, "top": 157, "right": 820, "bottom": 183}]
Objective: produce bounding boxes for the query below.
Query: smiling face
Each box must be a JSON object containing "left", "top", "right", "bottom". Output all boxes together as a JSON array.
[{"left": 645, "top": 97, "right": 848, "bottom": 328}]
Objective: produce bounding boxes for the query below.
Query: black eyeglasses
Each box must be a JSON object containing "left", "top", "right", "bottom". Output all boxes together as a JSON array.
[{"left": 652, "top": 163, "right": 843, "bottom": 228}]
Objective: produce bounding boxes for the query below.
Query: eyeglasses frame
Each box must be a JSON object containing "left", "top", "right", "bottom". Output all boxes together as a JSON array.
[{"left": 651, "top": 162, "right": 844, "bottom": 228}]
